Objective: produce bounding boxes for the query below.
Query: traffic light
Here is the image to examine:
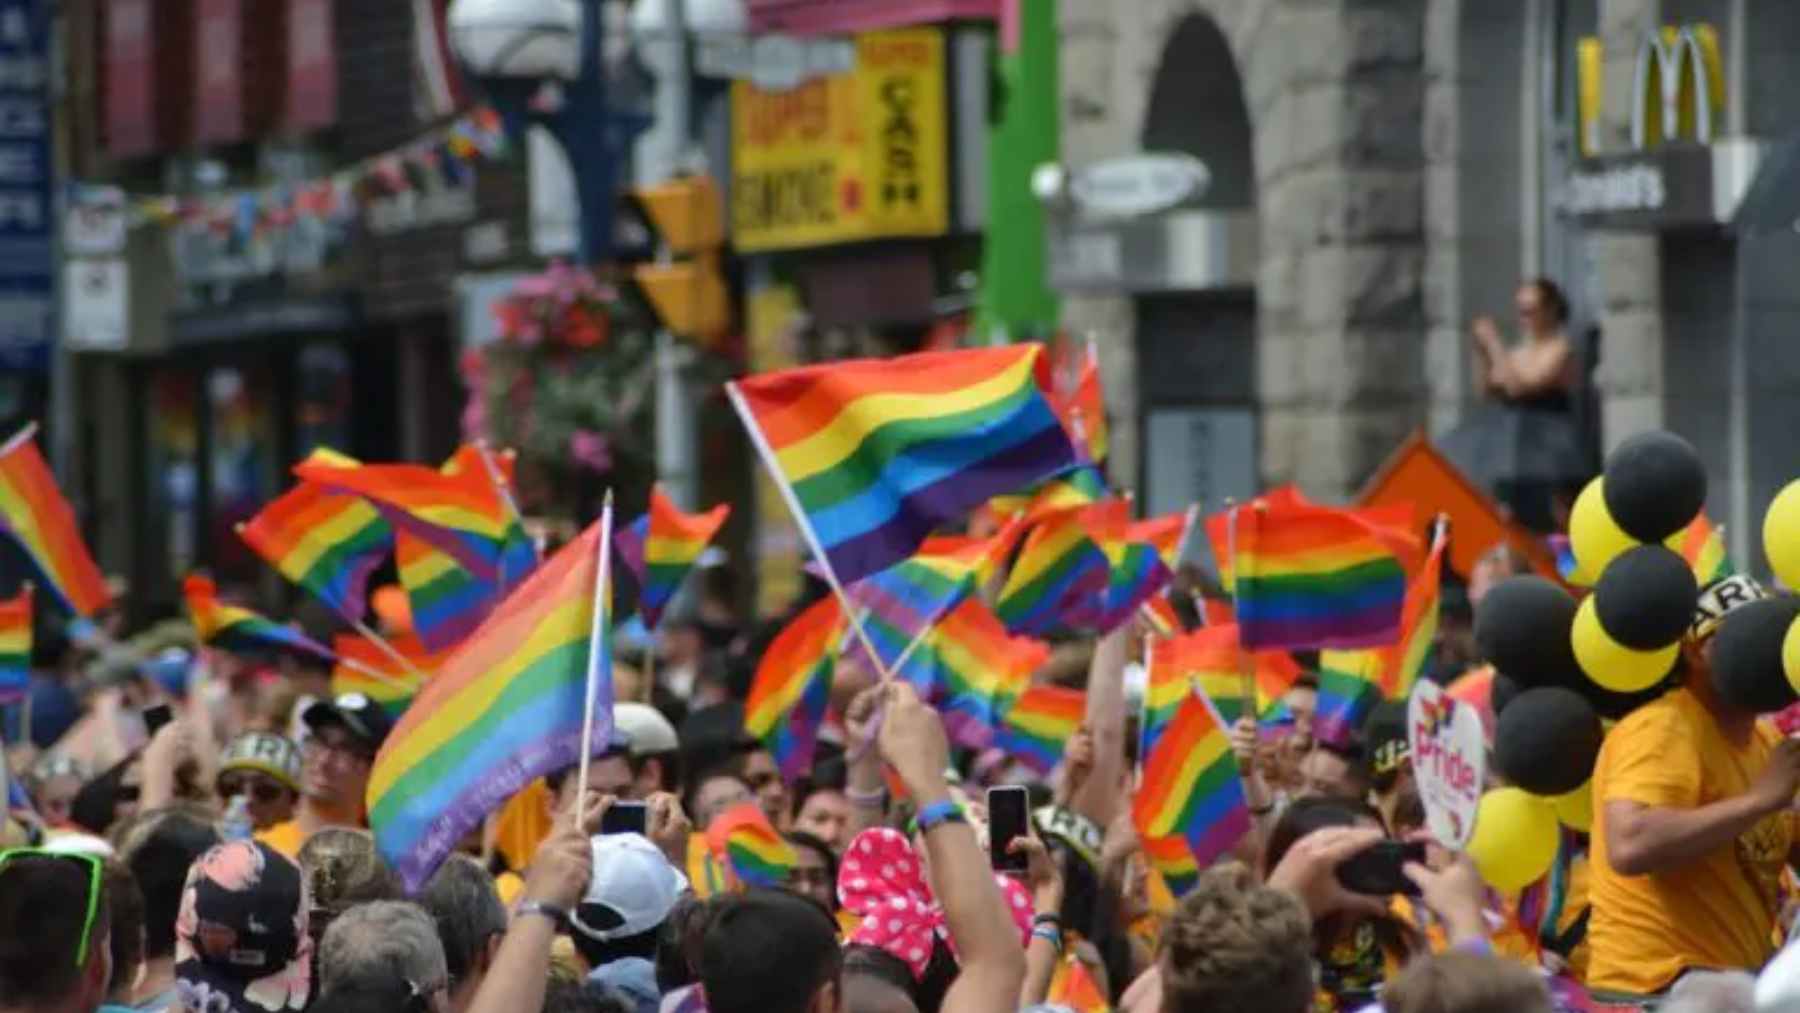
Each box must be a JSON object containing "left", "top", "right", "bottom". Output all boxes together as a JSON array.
[{"left": 628, "top": 175, "right": 731, "bottom": 346}]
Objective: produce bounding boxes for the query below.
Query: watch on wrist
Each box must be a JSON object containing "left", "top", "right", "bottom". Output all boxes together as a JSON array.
[{"left": 516, "top": 900, "right": 570, "bottom": 928}]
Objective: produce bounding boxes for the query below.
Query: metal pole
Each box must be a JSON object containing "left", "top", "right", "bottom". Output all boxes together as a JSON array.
[{"left": 651, "top": 0, "right": 697, "bottom": 510}]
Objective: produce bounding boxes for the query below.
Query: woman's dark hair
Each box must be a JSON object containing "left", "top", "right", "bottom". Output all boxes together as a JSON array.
[
  {"left": 842, "top": 943, "right": 913, "bottom": 994},
  {"left": 70, "top": 754, "right": 134, "bottom": 835},
  {"left": 655, "top": 896, "right": 712, "bottom": 993},
  {"left": 117, "top": 807, "right": 222, "bottom": 960},
  {"left": 103, "top": 860, "right": 145, "bottom": 996},
  {"left": 1526, "top": 277, "right": 1569, "bottom": 325},
  {"left": 784, "top": 831, "right": 839, "bottom": 912},
  {"left": 1263, "top": 796, "right": 1384, "bottom": 875}
]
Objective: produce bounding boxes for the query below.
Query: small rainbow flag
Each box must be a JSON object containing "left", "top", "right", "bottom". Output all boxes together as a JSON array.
[
  {"left": 844, "top": 550, "right": 983, "bottom": 690},
  {"left": 686, "top": 833, "right": 730, "bottom": 899},
  {"left": 0, "top": 589, "right": 30, "bottom": 703},
  {"left": 367, "top": 509, "right": 615, "bottom": 892},
  {"left": 1231, "top": 502, "right": 1406, "bottom": 651},
  {"left": 1130, "top": 508, "right": 1195, "bottom": 571},
  {"left": 1141, "top": 831, "right": 1200, "bottom": 899},
  {"left": 1672, "top": 513, "right": 1733, "bottom": 585},
  {"left": 727, "top": 344, "right": 1080, "bottom": 586},
  {"left": 184, "top": 574, "right": 336, "bottom": 665},
  {"left": 985, "top": 473, "right": 1102, "bottom": 525},
  {"left": 1132, "top": 686, "right": 1249, "bottom": 869},
  {"left": 929, "top": 598, "right": 1048, "bottom": 750},
  {"left": 1313, "top": 534, "right": 1444, "bottom": 747},
  {"left": 296, "top": 453, "right": 519, "bottom": 581},
  {"left": 706, "top": 801, "right": 796, "bottom": 889},
  {"left": 743, "top": 595, "right": 843, "bottom": 782},
  {"left": 1071, "top": 501, "right": 1173, "bottom": 634},
  {"left": 238, "top": 479, "right": 392, "bottom": 621},
  {"left": 1047, "top": 953, "right": 1112, "bottom": 1013},
  {"left": 995, "top": 504, "right": 1109, "bottom": 635},
  {"left": 997, "top": 684, "right": 1085, "bottom": 775},
  {"left": 1147, "top": 625, "right": 1302, "bottom": 734},
  {"left": 1038, "top": 340, "right": 1110, "bottom": 468},
  {"left": 614, "top": 488, "right": 731, "bottom": 630},
  {"left": 331, "top": 633, "right": 444, "bottom": 717},
  {"left": 0, "top": 428, "right": 110, "bottom": 616}
]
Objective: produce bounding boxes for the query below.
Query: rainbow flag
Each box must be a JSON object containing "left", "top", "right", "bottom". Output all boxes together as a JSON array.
[
  {"left": 184, "top": 575, "right": 336, "bottom": 665},
  {"left": 997, "top": 684, "right": 1084, "bottom": 775},
  {"left": 728, "top": 344, "right": 1079, "bottom": 586},
  {"left": 843, "top": 549, "right": 983, "bottom": 691},
  {"left": 1047, "top": 953, "right": 1112, "bottom": 1013},
  {"left": 331, "top": 633, "right": 444, "bottom": 717},
  {"left": 1132, "top": 509, "right": 1196, "bottom": 571},
  {"left": 1231, "top": 502, "right": 1406, "bottom": 651},
  {"left": 238, "top": 480, "right": 392, "bottom": 621},
  {"left": 1132, "top": 687, "right": 1249, "bottom": 870},
  {"left": 1141, "top": 831, "right": 1200, "bottom": 899},
  {"left": 614, "top": 488, "right": 731, "bottom": 630},
  {"left": 743, "top": 595, "right": 843, "bottom": 782},
  {"left": 929, "top": 598, "right": 1049, "bottom": 750},
  {"left": 1312, "top": 535, "right": 1444, "bottom": 747},
  {"left": 296, "top": 454, "right": 518, "bottom": 581},
  {"left": 985, "top": 473, "right": 1103, "bottom": 525},
  {"left": 1143, "top": 635, "right": 1198, "bottom": 757},
  {"left": 706, "top": 801, "right": 796, "bottom": 889},
  {"left": 367, "top": 510, "right": 615, "bottom": 892},
  {"left": 0, "top": 429, "right": 110, "bottom": 616},
  {"left": 1672, "top": 513, "right": 1733, "bottom": 585},
  {"left": 0, "top": 589, "right": 29, "bottom": 703},
  {"left": 1071, "top": 501, "right": 1173, "bottom": 634},
  {"left": 396, "top": 531, "right": 500, "bottom": 653},
  {"left": 442, "top": 444, "right": 539, "bottom": 583},
  {"left": 995, "top": 504, "right": 1109, "bottom": 635},
  {"left": 1147, "top": 625, "right": 1302, "bottom": 734}
]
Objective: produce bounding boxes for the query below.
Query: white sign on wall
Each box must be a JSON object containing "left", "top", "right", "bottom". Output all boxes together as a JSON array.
[{"left": 63, "top": 258, "right": 128, "bottom": 351}]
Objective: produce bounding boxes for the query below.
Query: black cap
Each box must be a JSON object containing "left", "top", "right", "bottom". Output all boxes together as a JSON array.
[
  {"left": 1361, "top": 699, "right": 1411, "bottom": 779},
  {"left": 301, "top": 692, "right": 396, "bottom": 752}
]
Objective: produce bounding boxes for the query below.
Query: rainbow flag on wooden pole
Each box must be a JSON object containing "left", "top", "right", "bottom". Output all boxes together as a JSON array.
[
  {"left": 0, "top": 424, "right": 110, "bottom": 616},
  {"left": 1314, "top": 525, "right": 1446, "bottom": 746},
  {"left": 744, "top": 595, "right": 843, "bottom": 782},
  {"left": 184, "top": 575, "right": 337, "bottom": 665},
  {"left": 614, "top": 486, "right": 731, "bottom": 630},
  {"left": 1229, "top": 501, "right": 1407, "bottom": 651},
  {"left": 1132, "top": 686, "right": 1250, "bottom": 872}
]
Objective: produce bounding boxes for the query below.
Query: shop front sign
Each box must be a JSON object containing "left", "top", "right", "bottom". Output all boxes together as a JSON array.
[
  {"left": 730, "top": 27, "right": 948, "bottom": 252},
  {"left": 1559, "top": 140, "right": 1761, "bottom": 229},
  {"left": 1576, "top": 23, "right": 1724, "bottom": 156},
  {"left": 1068, "top": 154, "right": 1210, "bottom": 219}
]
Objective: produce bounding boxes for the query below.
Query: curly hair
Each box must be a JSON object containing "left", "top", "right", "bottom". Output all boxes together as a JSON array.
[
  {"left": 1159, "top": 862, "right": 1314, "bottom": 1013},
  {"left": 1381, "top": 950, "right": 1553, "bottom": 1013}
]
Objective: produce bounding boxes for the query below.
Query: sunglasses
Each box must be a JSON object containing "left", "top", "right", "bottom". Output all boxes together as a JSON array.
[
  {"left": 0, "top": 848, "right": 103, "bottom": 967},
  {"left": 219, "top": 777, "right": 289, "bottom": 803}
]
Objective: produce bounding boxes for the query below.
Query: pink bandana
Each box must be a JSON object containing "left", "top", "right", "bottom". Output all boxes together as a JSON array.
[{"left": 838, "top": 828, "right": 1035, "bottom": 978}]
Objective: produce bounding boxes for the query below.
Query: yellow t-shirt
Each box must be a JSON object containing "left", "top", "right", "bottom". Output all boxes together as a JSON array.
[
  {"left": 1587, "top": 688, "right": 1795, "bottom": 994},
  {"left": 256, "top": 819, "right": 308, "bottom": 860}
]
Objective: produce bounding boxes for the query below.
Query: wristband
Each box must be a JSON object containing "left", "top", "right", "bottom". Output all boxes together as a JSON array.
[
  {"left": 914, "top": 800, "right": 966, "bottom": 834},
  {"left": 516, "top": 901, "right": 569, "bottom": 928},
  {"left": 845, "top": 785, "right": 887, "bottom": 809},
  {"left": 1032, "top": 913, "right": 1062, "bottom": 929},
  {"left": 1030, "top": 926, "right": 1063, "bottom": 953}
]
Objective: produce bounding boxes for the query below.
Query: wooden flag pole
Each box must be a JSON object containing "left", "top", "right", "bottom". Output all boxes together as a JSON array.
[
  {"left": 336, "top": 654, "right": 417, "bottom": 692},
  {"left": 1227, "top": 500, "right": 1255, "bottom": 710},
  {"left": 0, "top": 421, "right": 37, "bottom": 458},
  {"left": 576, "top": 491, "right": 615, "bottom": 807},
  {"left": 886, "top": 520, "right": 1023, "bottom": 674},
  {"left": 346, "top": 616, "right": 427, "bottom": 681},
  {"left": 725, "top": 383, "right": 896, "bottom": 684}
]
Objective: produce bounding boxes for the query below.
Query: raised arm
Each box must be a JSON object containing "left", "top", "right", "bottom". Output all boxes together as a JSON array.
[
  {"left": 879, "top": 682, "right": 1026, "bottom": 1013},
  {"left": 1070, "top": 626, "right": 1129, "bottom": 826}
]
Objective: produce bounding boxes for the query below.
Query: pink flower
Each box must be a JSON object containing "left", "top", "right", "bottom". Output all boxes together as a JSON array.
[{"left": 569, "top": 430, "right": 612, "bottom": 472}]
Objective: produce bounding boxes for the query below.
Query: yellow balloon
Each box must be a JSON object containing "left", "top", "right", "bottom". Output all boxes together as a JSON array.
[
  {"left": 1783, "top": 615, "right": 1800, "bottom": 697},
  {"left": 1551, "top": 781, "right": 1593, "bottom": 833},
  {"left": 1570, "top": 477, "right": 1639, "bottom": 578},
  {"left": 1572, "top": 596, "right": 1680, "bottom": 692},
  {"left": 1766, "top": 480, "right": 1800, "bottom": 590},
  {"left": 1467, "top": 787, "right": 1559, "bottom": 893}
]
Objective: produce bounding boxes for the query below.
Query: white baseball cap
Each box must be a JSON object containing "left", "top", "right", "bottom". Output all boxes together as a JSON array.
[
  {"left": 571, "top": 833, "right": 689, "bottom": 943},
  {"left": 614, "top": 703, "right": 680, "bottom": 756}
]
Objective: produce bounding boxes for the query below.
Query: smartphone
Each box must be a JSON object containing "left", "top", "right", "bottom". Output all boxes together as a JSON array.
[
  {"left": 987, "top": 786, "right": 1030, "bottom": 873},
  {"left": 142, "top": 703, "right": 175, "bottom": 737},
  {"left": 601, "top": 801, "right": 648, "bottom": 837},
  {"left": 1334, "top": 840, "right": 1427, "bottom": 896}
]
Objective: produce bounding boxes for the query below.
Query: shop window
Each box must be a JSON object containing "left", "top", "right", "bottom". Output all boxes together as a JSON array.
[
  {"left": 206, "top": 366, "right": 277, "bottom": 585},
  {"left": 147, "top": 371, "right": 200, "bottom": 583},
  {"left": 296, "top": 342, "right": 351, "bottom": 455}
]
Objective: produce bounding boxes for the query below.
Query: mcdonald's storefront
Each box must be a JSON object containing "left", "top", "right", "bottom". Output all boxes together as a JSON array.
[{"left": 1561, "top": 5, "right": 1800, "bottom": 568}]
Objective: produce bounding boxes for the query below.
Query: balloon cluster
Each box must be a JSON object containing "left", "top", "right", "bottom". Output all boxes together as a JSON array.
[{"left": 1468, "top": 432, "right": 1709, "bottom": 892}]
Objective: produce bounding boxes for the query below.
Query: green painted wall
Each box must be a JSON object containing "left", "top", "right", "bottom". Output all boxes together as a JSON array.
[{"left": 975, "top": 0, "right": 1059, "bottom": 340}]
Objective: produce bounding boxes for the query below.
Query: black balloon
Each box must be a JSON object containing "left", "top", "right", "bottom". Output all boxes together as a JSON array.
[
  {"left": 1602, "top": 431, "right": 1707, "bottom": 543},
  {"left": 1710, "top": 597, "right": 1800, "bottom": 714},
  {"left": 1495, "top": 687, "right": 1604, "bottom": 795},
  {"left": 1594, "top": 545, "right": 1699, "bottom": 650},
  {"left": 1473, "top": 577, "right": 1584, "bottom": 690},
  {"left": 1492, "top": 673, "right": 1523, "bottom": 717}
]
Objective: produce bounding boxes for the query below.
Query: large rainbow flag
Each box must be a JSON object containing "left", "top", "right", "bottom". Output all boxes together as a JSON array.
[
  {"left": 331, "top": 633, "right": 445, "bottom": 718},
  {"left": 1314, "top": 534, "right": 1446, "bottom": 746},
  {"left": 296, "top": 452, "right": 519, "bottom": 582},
  {"left": 743, "top": 595, "right": 842, "bottom": 782},
  {"left": 728, "top": 344, "right": 1079, "bottom": 586},
  {"left": 1132, "top": 687, "right": 1249, "bottom": 871},
  {"left": 0, "top": 429, "right": 110, "bottom": 616},
  {"left": 1230, "top": 502, "right": 1406, "bottom": 651},
  {"left": 997, "top": 684, "right": 1084, "bottom": 775},
  {"left": 0, "top": 589, "right": 29, "bottom": 703},
  {"left": 238, "top": 480, "right": 392, "bottom": 621},
  {"left": 614, "top": 488, "right": 731, "bottom": 630},
  {"left": 184, "top": 575, "right": 336, "bottom": 665},
  {"left": 367, "top": 511, "right": 614, "bottom": 892}
]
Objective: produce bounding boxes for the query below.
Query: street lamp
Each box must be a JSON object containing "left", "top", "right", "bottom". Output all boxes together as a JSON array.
[{"left": 448, "top": 0, "right": 647, "bottom": 264}]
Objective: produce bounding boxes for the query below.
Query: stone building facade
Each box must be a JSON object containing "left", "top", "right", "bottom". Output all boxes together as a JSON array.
[{"left": 1054, "top": 0, "right": 1800, "bottom": 566}]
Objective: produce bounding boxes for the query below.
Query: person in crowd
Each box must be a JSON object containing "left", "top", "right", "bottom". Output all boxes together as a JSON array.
[
  {"left": 296, "top": 829, "right": 403, "bottom": 960},
  {"left": 567, "top": 832, "right": 687, "bottom": 1013},
  {"left": 215, "top": 732, "right": 302, "bottom": 832},
  {"left": 1466, "top": 544, "right": 1530, "bottom": 611},
  {"left": 316, "top": 901, "right": 450, "bottom": 1013},
  {"left": 419, "top": 855, "right": 508, "bottom": 1013},
  {"left": 1379, "top": 950, "right": 1554, "bottom": 1013},
  {"left": 172, "top": 840, "right": 312, "bottom": 1013},
  {"left": 1587, "top": 574, "right": 1800, "bottom": 1002},
  {"left": 543, "top": 733, "right": 636, "bottom": 818},
  {"left": 27, "top": 756, "right": 87, "bottom": 830},
  {"left": 114, "top": 807, "right": 220, "bottom": 1012},
  {"left": 0, "top": 849, "right": 114, "bottom": 1013},
  {"left": 651, "top": 897, "right": 711, "bottom": 997},
  {"left": 785, "top": 831, "right": 839, "bottom": 915},
  {"left": 1295, "top": 740, "right": 1372, "bottom": 804},
  {"left": 98, "top": 861, "right": 145, "bottom": 1013},
  {"left": 1361, "top": 701, "right": 1414, "bottom": 833},
  {"left": 257, "top": 693, "right": 393, "bottom": 859},
  {"left": 792, "top": 781, "right": 850, "bottom": 851},
  {"left": 699, "top": 891, "right": 844, "bottom": 1013},
  {"left": 684, "top": 769, "right": 754, "bottom": 832},
  {"left": 612, "top": 704, "right": 682, "bottom": 798},
  {"left": 736, "top": 746, "right": 789, "bottom": 831},
  {"left": 1131, "top": 862, "right": 1314, "bottom": 1013},
  {"left": 542, "top": 975, "right": 627, "bottom": 1013},
  {"left": 840, "top": 944, "right": 919, "bottom": 1013},
  {"left": 70, "top": 756, "right": 142, "bottom": 837}
]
